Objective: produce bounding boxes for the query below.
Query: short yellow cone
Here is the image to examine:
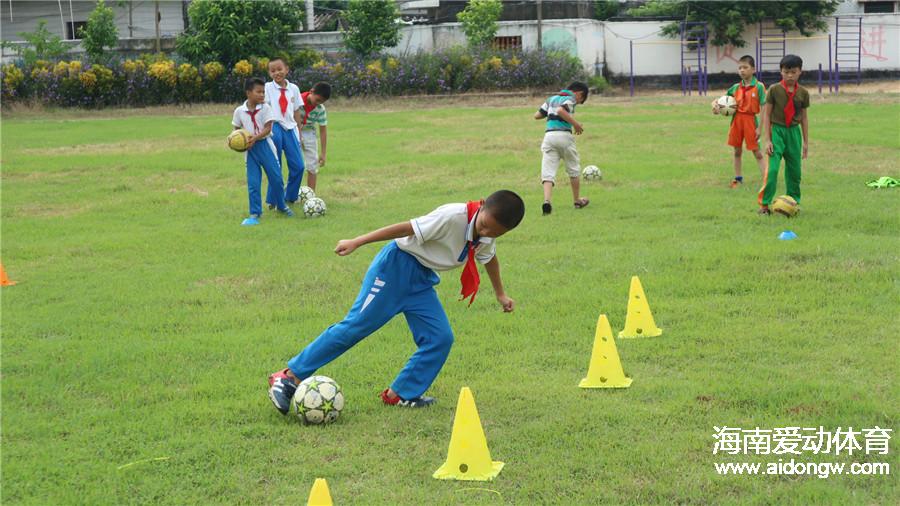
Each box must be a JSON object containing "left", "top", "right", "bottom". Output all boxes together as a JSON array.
[
  {"left": 579, "top": 314, "right": 633, "bottom": 388},
  {"left": 433, "top": 387, "right": 504, "bottom": 481},
  {"left": 307, "top": 478, "right": 333, "bottom": 506},
  {"left": 618, "top": 276, "right": 662, "bottom": 338}
]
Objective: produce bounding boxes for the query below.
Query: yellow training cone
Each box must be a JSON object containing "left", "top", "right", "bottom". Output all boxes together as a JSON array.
[
  {"left": 307, "top": 478, "right": 333, "bottom": 506},
  {"left": 618, "top": 276, "right": 662, "bottom": 338},
  {"left": 580, "top": 314, "right": 632, "bottom": 388},
  {"left": 433, "top": 387, "right": 504, "bottom": 481}
]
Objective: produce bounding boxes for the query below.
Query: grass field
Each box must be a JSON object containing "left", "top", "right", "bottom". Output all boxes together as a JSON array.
[{"left": 2, "top": 91, "right": 899, "bottom": 505}]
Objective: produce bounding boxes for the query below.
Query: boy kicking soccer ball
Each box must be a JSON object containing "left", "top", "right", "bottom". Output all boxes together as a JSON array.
[{"left": 268, "top": 190, "right": 525, "bottom": 411}]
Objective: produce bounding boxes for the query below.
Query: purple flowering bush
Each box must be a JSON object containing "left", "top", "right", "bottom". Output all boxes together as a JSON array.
[{"left": 1, "top": 48, "right": 586, "bottom": 107}]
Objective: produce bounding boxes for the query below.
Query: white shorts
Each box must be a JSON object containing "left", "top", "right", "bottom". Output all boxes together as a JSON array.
[
  {"left": 300, "top": 129, "right": 319, "bottom": 174},
  {"left": 540, "top": 131, "right": 580, "bottom": 184}
]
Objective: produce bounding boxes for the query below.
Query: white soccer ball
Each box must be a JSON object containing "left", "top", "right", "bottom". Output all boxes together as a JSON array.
[
  {"left": 715, "top": 95, "right": 737, "bottom": 116},
  {"left": 298, "top": 185, "right": 316, "bottom": 202},
  {"left": 582, "top": 165, "right": 602, "bottom": 181},
  {"left": 303, "top": 197, "right": 326, "bottom": 218},
  {"left": 291, "top": 375, "right": 344, "bottom": 425}
]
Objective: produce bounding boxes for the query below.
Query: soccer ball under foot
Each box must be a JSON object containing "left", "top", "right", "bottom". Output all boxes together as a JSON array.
[{"left": 291, "top": 375, "right": 344, "bottom": 425}]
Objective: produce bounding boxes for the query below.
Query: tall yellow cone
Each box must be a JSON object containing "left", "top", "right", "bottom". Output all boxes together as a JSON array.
[
  {"left": 580, "top": 315, "right": 632, "bottom": 388},
  {"left": 618, "top": 276, "right": 662, "bottom": 338},
  {"left": 433, "top": 387, "right": 504, "bottom": 481},
  {"left": 0, "top": 262, "right": 17, "bottom": 286},
  {"left": 307, "top": 478, "right": 333, "bottom": 506}
]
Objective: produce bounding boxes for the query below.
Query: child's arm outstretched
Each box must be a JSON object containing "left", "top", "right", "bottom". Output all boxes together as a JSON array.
[
  {"left": 483, "top": 256, "right": 514, "bottom": 312},
  {"left": 335, "top": 222, "right": 414, "bottom": 256}
]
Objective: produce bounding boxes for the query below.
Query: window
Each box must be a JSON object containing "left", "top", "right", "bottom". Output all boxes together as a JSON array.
[
  {"left": 66, "top": 21, "right": 87, "bottom": 40},
  {"left": 863, "top": 1, "right": 895, "bottom": 13},
  {"left": 493, "top": 36, "right": 522, "bottom": 51}
]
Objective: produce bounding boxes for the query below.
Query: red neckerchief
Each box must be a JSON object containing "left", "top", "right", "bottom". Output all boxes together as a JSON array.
[
  {"left": 278, "top": 87, "right": 289, "bottom": 115},
  {"left": 780, "top": 79, "right": 798, "bottom": 126},
  {"left": 300, "top": 91, "right": 317, "bottom": 127},
  {"left": 459, "top": 200, "right": 484, "bottom": 306},
  {"left": 246, "top": 105, "right": 261, "bottom": 134}
]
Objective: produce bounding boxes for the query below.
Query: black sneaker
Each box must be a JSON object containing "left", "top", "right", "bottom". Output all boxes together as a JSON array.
[
  {"left": 542, "top": 201, "right": 552, "bottom": 216},
  {"left": 268, "top": 369, "right": 297, "bottom": 415},
  {"left": 380, "top": 389, "right": 436, "bottom": 408}
]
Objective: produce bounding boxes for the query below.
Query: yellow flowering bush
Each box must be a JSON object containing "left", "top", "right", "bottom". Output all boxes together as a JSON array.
[
  {"left": 2, "top": 64, "right": 24, "bottom": 90},
  {"left": 177, "top": 63, "right": 201, "bottom": 87},
  {"left": 233, "top": 59, "right": 253, "bottom": 77},
  {"left": 366, "top": 60, "right": 383, "bottom": 77},
  {"left": 123, "top": 59, "right": 146, "bottom": 74},
  {"left": 312, "top": 60, "right": 328, "bottom": 69},
  {"left": 148, "top": 60, "right": 177, "bottom": 87},
  {"left": 79, "top": 70, "right": 98, "bottom": 89},
  {"left": 201, "top": 62, "right": 224, "bottom": 80},
  {"left": 507, "top": 56, "right": 521, "bottom": 67},
  {"left": 487, "top": 56, "right": 503, "bottom": 70},
  {"left": 255, "top": 57, "right": 270, "bottom": 72},
  {"left": 67, "top": 60, "right": 82, "bottom": 77},
  {"left": 53, "top": 61, "right": 69, "bottom": 76},
  {"left": 386, "top": 57, "right": 399, "bottom": 70}
]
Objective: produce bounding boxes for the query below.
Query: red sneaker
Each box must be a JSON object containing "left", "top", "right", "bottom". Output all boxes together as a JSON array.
[{"left": 380, "top": 389, "right": 436, "bottom": 408}]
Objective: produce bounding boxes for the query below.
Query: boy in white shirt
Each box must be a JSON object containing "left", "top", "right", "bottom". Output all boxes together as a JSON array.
[
  {"left": 232, "top": 77, "right": 294, "bottom": 225},
  {"left": 268, "top": 190, "right": 525, "bottom": 411},
  {"left": 264, "top": 57, "right": 305, "bottom": 206}
]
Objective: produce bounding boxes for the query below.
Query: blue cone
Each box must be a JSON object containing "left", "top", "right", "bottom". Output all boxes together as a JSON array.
[{"left": 778, "top": 230, "right": 797, "bottom": 240}]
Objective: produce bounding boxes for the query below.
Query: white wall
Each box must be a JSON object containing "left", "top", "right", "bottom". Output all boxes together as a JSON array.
[
  {"left": 387, "top": 19, "right": 604, "bottom": 73},
  {"left": 1, "top": 1, "right": 185, "bottom": 41},
  {"left": 603, "top": 14, "right": 900, "bottom": 77}
]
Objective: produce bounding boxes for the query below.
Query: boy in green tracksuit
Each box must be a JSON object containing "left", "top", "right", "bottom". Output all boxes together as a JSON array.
[{"left": 758, "top": 54, "right": 810, "bottom": 215}]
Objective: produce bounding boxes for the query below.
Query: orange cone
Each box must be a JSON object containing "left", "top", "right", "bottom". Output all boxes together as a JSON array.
[{"left": 0, "top": 262, "right": 16, "bottom": 286}]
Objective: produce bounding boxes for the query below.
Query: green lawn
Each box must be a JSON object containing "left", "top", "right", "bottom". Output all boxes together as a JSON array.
[{"left": 2, "top": 93, "right": 898, "bottom": 505}]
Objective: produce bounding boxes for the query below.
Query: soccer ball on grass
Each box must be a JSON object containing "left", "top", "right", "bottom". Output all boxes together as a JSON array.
[
  {"left": 303, "top": 197, "right": 327, "bottom": 218},
  {"left": 582, "top": 165, "right": 602, "bottom": 181},
  {"left": 772, "top": 195, "right": 799, "bottom": 217},
  {"left": 291, "top": 375, "right": 344, "bottom": 425}
]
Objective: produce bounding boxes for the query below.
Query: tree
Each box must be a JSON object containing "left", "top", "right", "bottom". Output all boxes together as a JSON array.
[
  {"left": 593, "top": 0, "right": 619, "bottom": 21},
  {"left": 176, "top": 0, "right": 303, "bottom": 66},
  {"left": 342, "top": 0, "right": 400, "bottom": 57},
  {"left": 3, "top": 21, "right": 70, "bottom": 65},
  {"left": 457, "top": 0, "right": 503, "bottom": 47},
  {"left": 80, "top": 0, "right": 119, "bottom": 61},
  {"left": 627, "top": 1, "right": 839, "bottom": 47}
]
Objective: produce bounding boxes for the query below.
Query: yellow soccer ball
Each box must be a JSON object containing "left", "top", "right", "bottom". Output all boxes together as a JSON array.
[
  {"left": 227, "top": 129, "right": 252, "bottom": 152},
  {"left": 772, "top": 195, "right": 799, "bottom": 217}
]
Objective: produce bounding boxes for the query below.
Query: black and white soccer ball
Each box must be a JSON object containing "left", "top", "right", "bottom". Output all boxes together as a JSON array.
[
  {"left": 291, "top": 375, "right": 344, "bottom": 425},
  {"left": 298, "top": 185, "right": 316, "bottom": 202},
  {"left": 582, "top": 165, "right": 602, "bottom": 181},
  {"left": 303, "top": 197, "right": 326, "bottom": 218}
]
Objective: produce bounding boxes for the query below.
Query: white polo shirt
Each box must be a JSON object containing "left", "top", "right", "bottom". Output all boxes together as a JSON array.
[
  {"left": 232, "top": 101, "right": 274, "bottom": 137},
  {"left": 264, "top": 80, "right": 302, "bottom": 130},
  {"left": 395, "top": 203, "right": 496, "bottom": 272}
]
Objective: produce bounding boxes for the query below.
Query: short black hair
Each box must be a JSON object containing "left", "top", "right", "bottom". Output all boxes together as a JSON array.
[
  {"left": 312, "top": 82, "right": 332, "bottom": 99},
  {"left": 268, "top": 57, "right": 287, "bottom": 67},
  {"left": 739, "top": 55, "right": 755, "bottom": 67},
  {"left": 244, "top": 77, "right": 265, "bottom": 91},
  {"left": 483, "top": 190, "right": 525, "bottom": 230},
  {"left": 568, "top": 81, "right": 589, "bottom": 101},
  {"left": 780, "top": 54, "right": 803, "bottom": 70}
]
